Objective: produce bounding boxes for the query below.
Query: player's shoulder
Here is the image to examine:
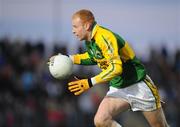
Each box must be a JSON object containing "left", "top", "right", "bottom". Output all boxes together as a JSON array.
[
  {"left": 96, "top": 25, "right": 115, "bottom": 39},
  {"left": 98, "top": 25, "right": 112, "bottom": 34}
]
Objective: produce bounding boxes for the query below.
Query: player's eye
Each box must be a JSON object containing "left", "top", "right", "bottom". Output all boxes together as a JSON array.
[{"left": 73, "top": 25, "right": 77, "bottom": 28}]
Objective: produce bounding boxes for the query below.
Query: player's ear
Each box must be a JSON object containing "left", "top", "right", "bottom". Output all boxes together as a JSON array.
[{"left": 84, "top": 22, "right": 91, "bottom": 31}]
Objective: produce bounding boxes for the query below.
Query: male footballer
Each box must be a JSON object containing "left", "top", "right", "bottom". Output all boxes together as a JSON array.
[{"left": 51, "top": 9, "right": 169, "bottom": 127}]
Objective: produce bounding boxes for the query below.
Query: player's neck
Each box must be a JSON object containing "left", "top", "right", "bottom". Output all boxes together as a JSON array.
[{"left": 86, "top": 31, "right": 92, "bottom": 41}]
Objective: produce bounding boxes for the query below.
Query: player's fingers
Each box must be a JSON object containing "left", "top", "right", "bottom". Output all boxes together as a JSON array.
[
  {"left": 68, "top": 81, "right": 79, "bottom": 86},
  {"left": 69, "top": 87, "right": 81, "bottom": 92},
  {"left": 49, "top": 56, "right": 55, "bottom": 61},
  {"left": 68, "top": 85, "right": 79, "bottom": 90},
  {"left": 74, "top": 89, "right": 83, "bottom": 96}
]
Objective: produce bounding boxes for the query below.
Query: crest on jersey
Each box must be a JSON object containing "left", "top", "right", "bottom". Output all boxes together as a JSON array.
[{"left": 89, "top": 48, "right": 103, "bottom": 59}]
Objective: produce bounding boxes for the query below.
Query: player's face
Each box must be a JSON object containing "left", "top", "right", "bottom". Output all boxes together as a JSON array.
[{"left": 72, "top": 17, "right": 87, "bottom": 41}]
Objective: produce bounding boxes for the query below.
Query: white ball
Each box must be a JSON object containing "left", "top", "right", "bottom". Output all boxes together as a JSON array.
[{"left": 49, "top": 54, "right": 73, "bottom": 79}]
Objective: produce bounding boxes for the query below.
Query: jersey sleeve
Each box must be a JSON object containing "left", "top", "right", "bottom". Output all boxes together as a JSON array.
[
  {"left": 91, "top": 62, "right": 122, "bottom": 84},
  {"left": 71, "top": 52, "right": 97, "bottom": 65},
  {"left": 91, "top": 32, "right": 124, "bottom": 85}
]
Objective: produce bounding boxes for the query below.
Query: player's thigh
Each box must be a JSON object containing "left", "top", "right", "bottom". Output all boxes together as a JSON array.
[
  {"left": 95, "top": 96, "right": 130, "bottom": 121},
  {"left": 142, "top": 108, "right": 168, "bottom": 127}
]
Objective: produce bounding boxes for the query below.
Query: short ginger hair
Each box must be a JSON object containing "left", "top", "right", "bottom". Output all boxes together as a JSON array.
[{"left": 72, "top": 9, "right": 95, "bottom": 25}]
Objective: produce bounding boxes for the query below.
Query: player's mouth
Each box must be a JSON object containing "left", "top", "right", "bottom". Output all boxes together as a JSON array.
[{"left": 76, "top": 35, "right": 80, "bottom": 38}]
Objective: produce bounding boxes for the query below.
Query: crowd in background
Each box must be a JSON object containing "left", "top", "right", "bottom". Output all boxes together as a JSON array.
[{"left": 0, "top": 37, "right": 179, "bottom": 127}]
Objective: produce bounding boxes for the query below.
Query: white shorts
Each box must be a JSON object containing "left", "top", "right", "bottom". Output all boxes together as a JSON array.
[{"left": 106, "top": 76, "right": 161, "bottom": 111}]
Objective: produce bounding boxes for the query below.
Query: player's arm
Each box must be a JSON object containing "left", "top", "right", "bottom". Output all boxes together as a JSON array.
[
  {"left": 68, "top": 33, "right": 123, "bottom": 95},
  {"left": 91, "top": 34, "right": 123, "bottom": 85},
  {"left": 91, "top": 62, "right": 122, "bottom": 85},
  {"left": 68, "top": 51, "right": 122, "bottom": 96},
  {"left": 69, "top": 52, "right": 97, "bottom": 65}
]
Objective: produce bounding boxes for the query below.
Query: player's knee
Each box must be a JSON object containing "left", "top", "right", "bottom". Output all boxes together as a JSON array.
[
  {"left": 94, "top": 116, "right": 104, "bottom": 127},
  {"left": 94, "top": 118, "right": 106, "bottom": 127},
  {"left": 94, "top": 114, "right": 111, "bottom": 127}
]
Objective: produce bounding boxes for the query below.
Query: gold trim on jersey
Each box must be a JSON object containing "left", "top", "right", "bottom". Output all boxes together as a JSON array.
[
  {"left": 92, "top": 63, "right": 122, "bottom": 84},
  {"left": 144, "top": 76, "right": 161, "bottom": 109},
  {"left": 119, "top": 42, "right": 135, "bottom": 62},
  {"left": 72, "top": 52, "right": 90, "bottom": 64},
  {"left": 91, "top": 24, "right": 99, "bottom": 39},
  {"left": 101, "top": 63, "right": 115, "bottom": 79}
]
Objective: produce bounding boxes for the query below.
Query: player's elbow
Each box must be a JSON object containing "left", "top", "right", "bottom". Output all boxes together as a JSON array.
[{"left": 113, "top": 64, "right": 123, "bottom": 76}]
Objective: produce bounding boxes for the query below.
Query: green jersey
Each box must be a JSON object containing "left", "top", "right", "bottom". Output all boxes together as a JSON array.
[{"left": 72, "top": 23, "right": 146, "bottom": 88}]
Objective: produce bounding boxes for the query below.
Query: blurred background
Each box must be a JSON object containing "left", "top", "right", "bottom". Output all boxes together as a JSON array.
[{"left": 0, "top": 0, "right": 179, "bottom": 127}]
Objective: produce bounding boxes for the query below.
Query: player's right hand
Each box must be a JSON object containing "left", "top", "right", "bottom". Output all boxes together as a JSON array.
[{"left": 68, "top": 77, "right": 93, "bottom": 95}]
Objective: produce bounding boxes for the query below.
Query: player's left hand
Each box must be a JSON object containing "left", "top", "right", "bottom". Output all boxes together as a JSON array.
[{"left": 68, "top": 78, "right": 93, "bottom": 95}]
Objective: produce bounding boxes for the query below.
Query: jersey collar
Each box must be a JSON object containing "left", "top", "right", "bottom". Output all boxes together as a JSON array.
[{"left": 91, "top": 22, "right": 99, "bottom": 39}]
